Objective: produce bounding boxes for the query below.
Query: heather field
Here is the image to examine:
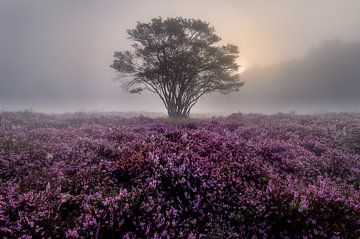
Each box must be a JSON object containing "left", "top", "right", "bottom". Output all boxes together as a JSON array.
[{"left": 0, "top": 112, "right": 359, "bottom": 238}]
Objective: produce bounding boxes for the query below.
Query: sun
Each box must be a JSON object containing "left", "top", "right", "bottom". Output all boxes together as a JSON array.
[{"left": 236, "top": 58, "right": 248, "bottom": 73}]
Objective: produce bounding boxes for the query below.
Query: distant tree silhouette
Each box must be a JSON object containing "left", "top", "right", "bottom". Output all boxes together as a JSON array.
[{"left": 111, "top": 17, "right": 243, "bottom": 118}]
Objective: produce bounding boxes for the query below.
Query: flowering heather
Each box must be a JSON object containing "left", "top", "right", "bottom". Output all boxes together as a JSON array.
[{"left": 0, "top": 111, "right": 359, "bottom": 238}]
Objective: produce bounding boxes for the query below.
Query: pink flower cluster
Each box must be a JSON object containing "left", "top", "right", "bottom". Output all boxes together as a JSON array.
[{"left": 0, "top": 111, "right": 359, "bottom": 238}]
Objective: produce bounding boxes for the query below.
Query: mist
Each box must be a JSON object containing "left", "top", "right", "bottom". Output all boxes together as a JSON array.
[
  {"left": 204, "top": 39, "right": 360, "bottom": 114},
  {"left": 1, "top": 0, "right": 360, "bottom": 114}
]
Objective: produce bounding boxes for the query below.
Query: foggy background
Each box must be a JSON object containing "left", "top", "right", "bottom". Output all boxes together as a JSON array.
[{"left": 1, "top": 0, "right": 360, "bottom": 114}]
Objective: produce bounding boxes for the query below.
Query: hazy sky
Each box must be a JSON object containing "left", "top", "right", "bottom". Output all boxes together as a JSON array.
[{"left": 1, "top": 0, "right": 360, "bottom": 114}]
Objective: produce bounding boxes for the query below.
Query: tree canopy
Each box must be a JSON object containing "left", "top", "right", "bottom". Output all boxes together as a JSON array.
[{"left": 111, "top": 17, "right": 244, "bottom": 117}]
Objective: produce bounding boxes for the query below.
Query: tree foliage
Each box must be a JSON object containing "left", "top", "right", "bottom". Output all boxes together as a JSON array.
[{"left": 111, "top": 17, "right": 243, "bottom": 117}]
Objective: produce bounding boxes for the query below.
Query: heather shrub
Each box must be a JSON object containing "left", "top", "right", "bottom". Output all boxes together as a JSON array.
[{"left": 0, "top": 112, "right": 359, "bottom": 238}]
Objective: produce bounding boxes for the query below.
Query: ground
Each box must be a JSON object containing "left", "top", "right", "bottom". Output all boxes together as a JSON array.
[{"left": 0, "top": 111, "right": 359, "bottom": 238}]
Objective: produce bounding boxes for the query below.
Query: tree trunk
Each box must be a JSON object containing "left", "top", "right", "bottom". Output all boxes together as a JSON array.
[{"left": 167, "top": 105, "right": 189, "bottom": 118}]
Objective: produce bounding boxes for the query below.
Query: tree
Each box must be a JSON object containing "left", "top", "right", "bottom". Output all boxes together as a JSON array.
[{"left": 111, "top": 17, "right": 244, "bottom": 118}]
